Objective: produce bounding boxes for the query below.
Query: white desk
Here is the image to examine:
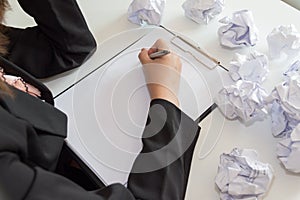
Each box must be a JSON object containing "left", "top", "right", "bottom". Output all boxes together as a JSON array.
[{"left": 5, "top": 0, "right": 300, "bottom": 199}]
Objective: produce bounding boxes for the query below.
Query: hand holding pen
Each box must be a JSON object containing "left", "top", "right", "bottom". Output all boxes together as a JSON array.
[
  {"left": 149, "top": 49, "right": 170, "bottom": 59},
  {"left": 138, "top": 39, "right": 182, "bottom": 107}
]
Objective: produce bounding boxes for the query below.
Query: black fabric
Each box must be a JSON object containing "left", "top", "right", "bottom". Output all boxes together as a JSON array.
[
  {"left": 55, "top": 145, "right": 104, "bottom": 191},
  {"left": 5, "top": 0, "right": 96, "bottom": 78},
  {"left": 0, "top": 94, "right": 200, "bottom": 200},
  {"left": 128, "top": 100, "right": 200, "bottom": 200},
  {"left": 0, "top": 0, "right": 201, "bottom": 199},
  {"left": 0, "top": 88, "right": 66, "bottom": 170}
]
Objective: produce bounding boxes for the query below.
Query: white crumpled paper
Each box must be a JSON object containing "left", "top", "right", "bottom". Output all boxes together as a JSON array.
[
  {"left": 283, "top": 60, "right": 300, "bottom": 78},
  {"left": 277, "top": 123, "right": 300, "bottom": 173},
  {"left": 127, "top": 0, "right": 165, "bottom": 25},
  {"left": 215, "top": 148, "right": 274, "bottom": 200},
  {"left": 229, "top": 51, "right": 269, "bottom": 83},
  {"left": 218, "top": 10, "right": 259, "bottom": 48},
  {"left": 182, "top": 0, "right": 224, "bottom": 24},
  {"left": 266, "top": 73, "right": 300, "bottom": 137},
  {"left": 215, "top": 80, "right": 268, "bottom": 124},
  {"left": 267, "top": 24, "right": 300, "bottom": 59}
]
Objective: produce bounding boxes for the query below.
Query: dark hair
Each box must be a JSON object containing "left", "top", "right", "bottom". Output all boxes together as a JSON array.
[
  {"left": 0, "top": 0, "right": 8, "bottom": 21},
  {"left": 0, "top": 0, "right": 11, "bottom": 96},
  {"left": 0, "top": 0, "right": 9, "bottom": 55},
  {"left": 0, "top": 80, "right": 13, "bottom": 97}
]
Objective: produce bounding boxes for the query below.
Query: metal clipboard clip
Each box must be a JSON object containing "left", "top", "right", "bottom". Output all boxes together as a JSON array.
[{"left": 171, "top": 35, "right": 226, "bottom": 70}]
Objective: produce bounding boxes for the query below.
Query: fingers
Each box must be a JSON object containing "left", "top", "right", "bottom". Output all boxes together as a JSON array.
[
  {"left": 148, "top": 47, "right": 157, "bottom": 55},
  {"left": 138, "top": 39, "right": 181, "bottom": 71},
  {"left": 152, "top": 39, "right": 169, "bottom": 51},
  {"left": 147, "top": 39, "right": 169, "bottom": 56},
  {"left": 138, "top": 39, "right": 170, "bottom": 63},
  {"left": 139, "top": 39, "right": 169, "bottom": 62},
  {"left": 138, "top": 48, "right": 151, "bottom": 64}
]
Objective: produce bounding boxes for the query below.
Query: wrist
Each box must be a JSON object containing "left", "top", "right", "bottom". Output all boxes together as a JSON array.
[{"left": 148, "top": 84, "right": 179, "bottom": 107}]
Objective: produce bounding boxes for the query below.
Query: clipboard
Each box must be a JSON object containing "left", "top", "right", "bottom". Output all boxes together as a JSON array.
[
  {"left": 55, "top": 26, "right": 227, "bottom": 185},
  {"left": 160, "top": 25, "right": 227, "bottom": 72}
]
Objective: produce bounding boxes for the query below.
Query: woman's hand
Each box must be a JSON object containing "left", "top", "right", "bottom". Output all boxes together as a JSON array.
[{"left": 138, "top": 39, "right": 182, "bottom": 107}]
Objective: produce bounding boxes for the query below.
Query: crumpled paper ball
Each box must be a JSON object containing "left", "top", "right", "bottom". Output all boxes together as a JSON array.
[
  {"left": 277, "top": 123, "right": 300, "bottom": 173},
  {"left": 127, "top": 0, "right": 165, "bottom": 25},
  {"left": 229, "top": 51, "right": 269, "bottom": 83},
  {"left": 215, "top": 148, "right": 274, "bottom": 200},
  {"left": 267, "top": 24, "right": 300, "bottom": 59},
  {"left": 218, "top": 10, "right": 259, "bottom": 48},
  {"left": 266, "top": 74, "right": 300, "bottom": 137},
  {"left": 283, "top": 60, "right": 300, "bottom": 78},
  {"left": 215, "top": 80, "right": 268, "bottom": 124},
  {"left": 182, "top": 0, "right": 224, "bottom": 24}
]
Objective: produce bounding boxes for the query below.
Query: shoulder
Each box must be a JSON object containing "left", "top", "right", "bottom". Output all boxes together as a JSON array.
[{"left": 0, "top": 55, "right": 54, "bottom": 104}]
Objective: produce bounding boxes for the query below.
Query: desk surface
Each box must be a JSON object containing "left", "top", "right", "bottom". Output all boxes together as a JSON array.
[
  {"left": 5, "top": 0, "right": 300, "bottom": 95},
  {"left": 5, "top": 0, "right": 300, "bottom": 199}
]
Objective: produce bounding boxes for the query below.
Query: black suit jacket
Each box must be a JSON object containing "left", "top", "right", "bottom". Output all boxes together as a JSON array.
[
  {"left": 0, "top": 0, "right": 200, "bottom": 199},
  {"left": 5, "top": 0, "right": 97, "bottom": 79},
  {"left": 0, "top": 89, "right": 200, "bottom": 200}
]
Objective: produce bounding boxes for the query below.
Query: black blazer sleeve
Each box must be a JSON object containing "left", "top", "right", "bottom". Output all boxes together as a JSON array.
[
  {"left": 0, "top": 98, "right": 199, "bottom": 200},
  {"left": 5, "top": 0, "right": 97, "bottom": 78},
  {"left": 127, "top": 99, "right": 200, "bottom": 200}
]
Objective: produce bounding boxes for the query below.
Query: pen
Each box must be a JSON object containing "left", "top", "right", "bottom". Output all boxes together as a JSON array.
[{"left": 149, "top": 49, "right": 170, "bottom": 59}]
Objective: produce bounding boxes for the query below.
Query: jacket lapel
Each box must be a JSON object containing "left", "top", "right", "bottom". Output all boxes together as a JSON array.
[
  {"left": 0, "top": 55, "right": 67, "bottom": 137},
  {"left": 0, "top": 56, "right": 54, "bottom": 105},
  {"left": 0, "top": 87, "right": 67, "bottom": 138}
]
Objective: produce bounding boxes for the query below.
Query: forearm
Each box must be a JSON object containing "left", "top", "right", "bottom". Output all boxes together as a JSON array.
[{"left": 127, "top": 99, "right": 200, "bottom": 200}]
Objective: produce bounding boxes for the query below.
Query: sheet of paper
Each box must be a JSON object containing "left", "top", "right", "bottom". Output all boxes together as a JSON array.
[
  {"left": 182, "top": 0, "right": 224, "bottom": 24},
  {"left": 55, "top": 27, "right": 224, "bottom": 184},
  {"left": 284, "top": 60, "right": 300, "bottom": 78},
  {"left": 218, "top": 10, "right": 258, "bottom": 48},
  {"left": 215, "top": 148, "right": 274, "bottom": 200},
  {"left": 277, "top": 123, "right": 300, "bottom": 173},
  {"left": 228, "top": 51, "right": 269, "bottom": 83},
  {"left": 267, "top": 24, "right": 300, "bottom": 59},
  {"left": 215, "top": 80, "right": 268, "bottom": 124},
  {"left": 127, "top": 0, "right": 165, "bottom": 25},
  {"left": 267, "top": 73, "right": 300, "bottom": 137}
]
